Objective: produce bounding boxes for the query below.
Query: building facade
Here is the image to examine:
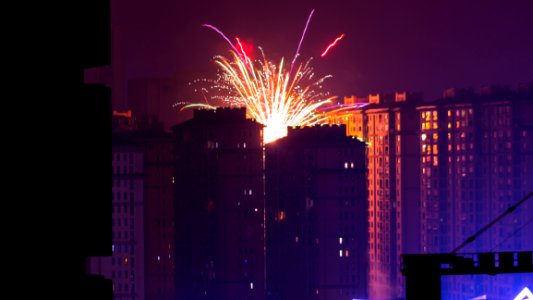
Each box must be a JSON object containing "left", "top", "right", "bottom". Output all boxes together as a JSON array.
[
  {"left": 89, "top": 137, "right": 146, "bottom": 300},
  {"left": 123, "top": 118, "right": 176, "bottom": 300},
  {"left": 172, "top": 108, "right": 265, "bottom": 300}
]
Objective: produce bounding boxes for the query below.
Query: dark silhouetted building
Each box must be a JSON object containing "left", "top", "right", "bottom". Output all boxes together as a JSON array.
[
  {"left": 172, "top": 107, "right": 265, "bottom": 300},
  {"left": 266, "top": 125, "right": 368, "bottom": 300}
]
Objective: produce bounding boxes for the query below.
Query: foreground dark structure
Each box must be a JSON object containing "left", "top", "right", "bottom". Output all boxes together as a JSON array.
[{"left": 401, "top": 251, "right": 533, "bottom": 299}]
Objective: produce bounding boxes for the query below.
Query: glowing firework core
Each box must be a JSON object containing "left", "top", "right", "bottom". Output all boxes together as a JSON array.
[{"left": 263, "top": 114, "right": 288, "bottom": 144}]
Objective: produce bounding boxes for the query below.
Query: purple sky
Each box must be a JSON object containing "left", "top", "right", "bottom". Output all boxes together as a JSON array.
[{"left": 113, "top": 0, "right": 533, "bottom": 102}]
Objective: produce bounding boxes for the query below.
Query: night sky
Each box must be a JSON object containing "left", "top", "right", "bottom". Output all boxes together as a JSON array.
[{"left": 113, "top": 0, "right": 533, "bottom": 104}]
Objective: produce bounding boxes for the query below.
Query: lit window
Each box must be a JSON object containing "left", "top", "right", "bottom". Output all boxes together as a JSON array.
[
  {"left": 344, "top": 162, "right": 349, "bottom": 169},
  {"left": 339, "top": 250, "right": 343, "bottom": 257},
  {"left": 250, "top": 282, "right": 254, "bottom": 290},
  {"left": 345, "top": 250, "right": 349, "bottom": 257},
  {"left": 339, "top": 237, "right": 343, "bottom": 245},
  {"left": 421, "top": 133, "right": 427, "bottom": 141}
]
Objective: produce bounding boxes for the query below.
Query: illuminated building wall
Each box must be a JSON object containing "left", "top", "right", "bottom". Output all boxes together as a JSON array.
[
  {"left": 172, "top": 108, "right": 265, "bottom": 300},
  {"left": 345, "top": 96, "right": 369, "bottom": 139},
  {"left": 266, "top": 125, "right": 368, "bottom": 300},
  {"left": 89, "top": 139, "right": 146, "bottom": 300},
  {"left": 365, "top": 92, "right": 422, "bottom": 300},
  {"left": 325, "top": 96, "right": 368, "bottom": 139},
  {"left": 366, "top": 105, "right": 394, "bottom": 300}
]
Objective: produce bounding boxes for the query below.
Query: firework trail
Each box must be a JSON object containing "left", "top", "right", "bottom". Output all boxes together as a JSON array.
[
  {"left": 178, "top": 103, "right": 217, "bottom": 112},
  {"left": 321, "top": 34, "right": 345, "bottom": 57},
  {"left": 202, "top": 24, "right": 244, "bottom": 61},
  {"left": 290, "top": 9, "right": 315, "bottom": 76}
]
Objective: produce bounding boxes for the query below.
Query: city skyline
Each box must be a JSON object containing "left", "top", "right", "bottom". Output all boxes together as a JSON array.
[
  {"left": 68, "top": 1, "right": 533, "bottom": 299},
  {"left": 101, "top": 83, "right": 532, "bottom": 300}
]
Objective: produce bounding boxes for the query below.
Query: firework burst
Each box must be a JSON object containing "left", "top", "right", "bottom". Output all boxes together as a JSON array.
[
  {"left": 182, "top": 10, "right": 341, "bottom": 143},
  {"left": 213, "top": 48, "right": 335, "bottom": 143}
]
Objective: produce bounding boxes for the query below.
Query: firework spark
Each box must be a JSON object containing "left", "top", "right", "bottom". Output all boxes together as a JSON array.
[{"left": 321, "top": 34, "right": 345, "bottom": 57}]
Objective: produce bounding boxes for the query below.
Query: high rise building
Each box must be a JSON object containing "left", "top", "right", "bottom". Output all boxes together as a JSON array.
[
  {"left": 332, "top": 85, "right": 532, "bottom": 299},
  {"left": 419, "top": 84, "right": 533, "bottom": 300},
  {"left": 324, "top": 92, "right": 423, "bottom": 300},
  {"left": 172, "top": 107, "right": 265, "bottom": 300},
  {"left": 364, "top": 92, "right": 423, "bottom": 300},
  {"left": 266, "top": 125, "right": 368, "bottom": 300},
  {"left": 89, "top": 136, "right": 146, "bottom": 300}
]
